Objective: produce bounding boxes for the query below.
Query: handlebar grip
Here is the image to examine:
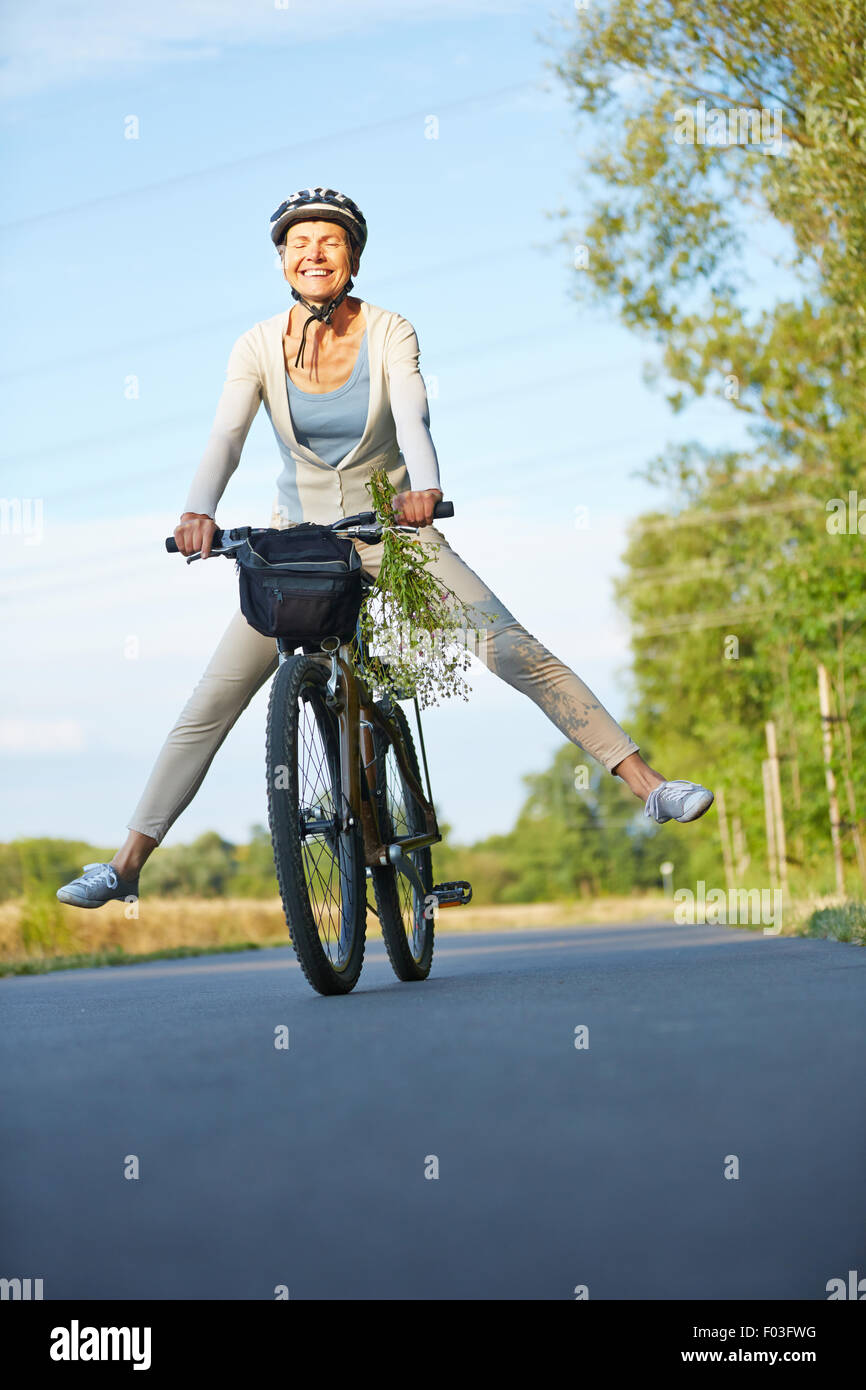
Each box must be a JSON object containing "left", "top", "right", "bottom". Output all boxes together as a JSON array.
[
  {"left": 165, "top": 529, "right": 225, "bottom": 553},
  {"left": 433, "top": 501, "right": 454, "bottom": 519}
]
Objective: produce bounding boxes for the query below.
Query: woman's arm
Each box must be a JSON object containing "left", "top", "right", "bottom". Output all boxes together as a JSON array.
[
  {"left": 386, "top": 316, "right": 443, "bottom": 499},
  {"left": 182, "top": 332, "right": 263, "bottom": 520}
]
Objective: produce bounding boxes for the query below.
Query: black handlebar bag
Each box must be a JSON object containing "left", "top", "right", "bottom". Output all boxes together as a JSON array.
[{"left": 235, "top": 525, "right": 364, "bottom": 645}]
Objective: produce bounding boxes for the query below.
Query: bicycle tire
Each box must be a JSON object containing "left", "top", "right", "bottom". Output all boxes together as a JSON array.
[
  {"left": 370, "top": 700, "right": 435, "bottom": 981},
  {"left": 266, "top": 655, "right": 366, "bottom": 995}
]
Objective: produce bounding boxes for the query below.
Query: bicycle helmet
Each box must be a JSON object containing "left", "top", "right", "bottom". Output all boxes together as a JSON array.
[
  {"left": 270, "top": 187, "right": 368, "bottom": 367},
  {"left": 270, "top": 187, "right": 368, "bottom": 255}
]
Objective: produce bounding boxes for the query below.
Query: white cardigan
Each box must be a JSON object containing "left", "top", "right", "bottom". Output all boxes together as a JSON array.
[{"left": 183, "top": 299, "right": 441, "bottom": 525}]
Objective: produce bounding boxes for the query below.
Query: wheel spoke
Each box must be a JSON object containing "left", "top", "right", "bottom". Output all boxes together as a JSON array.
[
  {"left": 383, "top": 740, "right": 426, "bottom": 959},
  {"left": 294, "top": 686, "right": 355, "bottom": 968},
  {"left": 267, "top": 657, "right": 365, "bottom": 995}
]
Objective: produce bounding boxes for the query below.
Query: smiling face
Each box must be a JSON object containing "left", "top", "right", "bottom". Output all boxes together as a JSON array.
[{"left": 281, "top": 218, "right": 360, "bottom": 302}]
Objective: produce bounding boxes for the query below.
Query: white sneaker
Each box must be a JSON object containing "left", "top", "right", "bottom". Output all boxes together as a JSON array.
[
  {"left": 645, "top": 780, "right": 714, "bottom": 824},
  {"left": 56, "top": 862, "right": 139, "bottom": 909}
]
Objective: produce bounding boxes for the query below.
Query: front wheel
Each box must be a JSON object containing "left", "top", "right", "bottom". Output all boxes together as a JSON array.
[
  {"left": 370, "top": 700, "right": 435, "bottom": 981},
  {"left": 266, "top": 655, "right": 366, "bottom": 995}
]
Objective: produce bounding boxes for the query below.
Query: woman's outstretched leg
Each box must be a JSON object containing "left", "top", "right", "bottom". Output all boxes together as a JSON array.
[
  {"left": 365, "top": 526, "right": 713, "bottom": 823},
  {"left": 111, "top": 829, "right": 158, "bottom": 881},
  {"left": 125, "top": 608, "right": 278, "bottom": 844},
  {"left": 57, "top": 609, "right": 279, "bottom": 908},
  {"left": 609, "top": 751, "right": 666, "bottom": 800}
]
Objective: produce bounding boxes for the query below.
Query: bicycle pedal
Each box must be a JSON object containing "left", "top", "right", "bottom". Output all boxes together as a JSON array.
[{"left": 430, "top": 880, "right": 472, "bottom": 907}]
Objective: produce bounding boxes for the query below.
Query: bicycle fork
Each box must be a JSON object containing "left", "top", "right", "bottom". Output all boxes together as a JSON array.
[
  {"left": 318, "top": 639, "right": 473, "bottom": 913},
  {"left": 320, "top": 640, "right": 438, "bottom": 870}
]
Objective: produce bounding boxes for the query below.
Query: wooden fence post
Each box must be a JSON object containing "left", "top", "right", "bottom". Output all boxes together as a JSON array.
[
  {"left": 732, "top": 815, "right": 750, "bottom": 878},
  {"left": 817, "top": 663, "right": 846, "bottom": 896},
  {"left": 762, "top": 759, "right": 777, "bottom": 888},
  {"left": 764, "top": 721, "right": 788, "bottom": 899},
  {"left": 715, "top": 787, "right": 735, "bottom": 893},
  {"left": 780, "top": 647, "right": 805, "bottom": 866},
  {"left": 833, "top": 645, "right": 866, "bottom": 890}
]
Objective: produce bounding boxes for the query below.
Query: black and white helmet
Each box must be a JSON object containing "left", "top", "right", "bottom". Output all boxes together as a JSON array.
[{"left": 269, "top": 187, "right": 368, "bottom": 256}]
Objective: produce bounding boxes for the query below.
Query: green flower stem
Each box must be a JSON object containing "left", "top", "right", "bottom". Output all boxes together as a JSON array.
[{"left": 352, "top": 469, "right": 494, "bottom": 707}]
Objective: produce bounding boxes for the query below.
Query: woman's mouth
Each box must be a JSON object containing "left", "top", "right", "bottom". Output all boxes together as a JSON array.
[{"left": 300, "top": 268, "right": 333, "bottom": 279}]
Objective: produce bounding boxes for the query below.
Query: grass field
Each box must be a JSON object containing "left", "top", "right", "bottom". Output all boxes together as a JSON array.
[
  {"left": 1, "top": 887, "right": 861, "bottom": 976},
  {"left": 0, "top": 891, "right": 679, "bottom": 975}
]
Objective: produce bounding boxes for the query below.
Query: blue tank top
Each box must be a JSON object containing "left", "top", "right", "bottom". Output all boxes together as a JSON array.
[{"left": 285, "top": 332, "right": 370, "bottom": 467}]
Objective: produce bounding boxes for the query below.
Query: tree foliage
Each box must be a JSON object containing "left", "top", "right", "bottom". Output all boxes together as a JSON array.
[
  {"left": 432, "top": 746, "right": 699, "bottom": 902},
  {"left": 548, "top": 0, "right": 866, "bottom": 894}
]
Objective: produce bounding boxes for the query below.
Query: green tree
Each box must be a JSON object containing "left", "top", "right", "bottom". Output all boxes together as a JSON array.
[
  {"left": 143, "top": 831, "right": 238, "bottom": 897},
  {"left": 434, "top": 747, "right": 688, "bottom": 904},
  {"left": 550, "top": 0, "right": 866, "bottom": 894},
  {"left": 232, "top": 824, "right": 279, "bottom": 897}
]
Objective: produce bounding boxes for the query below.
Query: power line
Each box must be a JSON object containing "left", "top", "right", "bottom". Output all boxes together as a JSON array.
[
  {"left": 0, "top": 356, "right": 647, "bottom": 470},
  {"left": 30, "top": 442, "right": 630, "bottom": 516},
  {"left": 0, "top": 273, "right": 605, "bottom": 384},
  {"left": 622, "top": 557, "right": 728, "bottom": 584},
  {"left": 0, "top": 80, "right": 543, "bottom": 234},
  {"left": 0, "top": 431, "right": 686, "bottom": 589},
  {"left": 640, "top": 496, "right": 823, "bottom": 529},
  {"left": 633, "top": 604, "right": 774, "bottom": 637},
  {"left": 632, "top": 603, "right": 866, "bottom": 640},
  {"left": 0, "top": 311, "right": 259, "bottom": 385},
  {"left": 0, "top": 410, "right": 205, "bottom": 467},
  {"left": 0, "top": 532, "right": 171, "bottom": 588},
  {"left": 1, "top": 557, "right": 177, "bottom": 604}
]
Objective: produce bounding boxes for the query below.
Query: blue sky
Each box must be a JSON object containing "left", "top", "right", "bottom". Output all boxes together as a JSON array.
[{"left": 0, "top": 0, "right": 791, "bottom": 849}]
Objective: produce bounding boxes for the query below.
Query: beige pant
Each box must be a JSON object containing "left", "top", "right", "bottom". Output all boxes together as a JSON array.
[{"left": 128, "top": 525, "right": 639, "bottom": 843}]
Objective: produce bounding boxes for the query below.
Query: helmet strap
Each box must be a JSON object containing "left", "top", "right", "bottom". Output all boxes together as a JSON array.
[{"left": 290, "top": 278, "right": 354, "bottom": 369}]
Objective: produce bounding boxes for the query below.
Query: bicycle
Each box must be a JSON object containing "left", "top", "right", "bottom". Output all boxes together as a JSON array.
[{"left": 166, "top": 501, "right": 472, "bottom": 996}]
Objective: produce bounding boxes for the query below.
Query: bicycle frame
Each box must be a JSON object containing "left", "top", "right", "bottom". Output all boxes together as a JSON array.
[
  {"left": 167, "top": 505, "right": 470, "bottom": 928},
  {"left": 285, "top": 636, "right": 440, "bottom": 870},
  {"left": 173, "top": 511, "right": 447, "bottom": 871}
]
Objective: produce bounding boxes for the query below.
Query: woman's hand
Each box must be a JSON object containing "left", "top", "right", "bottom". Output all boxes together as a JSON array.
[
  {"left": 392, "top": 488, "right": 443, "bottom": 527},
  {"left": 174, "top": 512, "right": 218, "bottom": 559}
]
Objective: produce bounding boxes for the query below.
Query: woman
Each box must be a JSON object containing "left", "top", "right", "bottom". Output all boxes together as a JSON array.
[{"left": 57, "top": 187, "right": 713, "bottom": 908}]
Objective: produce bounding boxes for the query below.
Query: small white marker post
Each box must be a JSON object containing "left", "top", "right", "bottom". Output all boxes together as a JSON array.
[{"left": 660, "top": 861, "right": 674, "bottom": 898}]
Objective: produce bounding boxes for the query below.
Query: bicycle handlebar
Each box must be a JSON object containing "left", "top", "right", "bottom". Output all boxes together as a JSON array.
[{"left": 165, "top": 499, "right": 454, "bottom": 555}]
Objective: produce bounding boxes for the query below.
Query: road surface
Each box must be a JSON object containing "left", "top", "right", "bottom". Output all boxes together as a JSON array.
[{"left": 2, "top": 922, "right": 864, "bottom": 1299}]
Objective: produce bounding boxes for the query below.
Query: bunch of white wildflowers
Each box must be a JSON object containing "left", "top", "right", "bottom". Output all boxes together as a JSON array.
[{"left": 352, "top": 469, "right": 493, "bottom": 708}]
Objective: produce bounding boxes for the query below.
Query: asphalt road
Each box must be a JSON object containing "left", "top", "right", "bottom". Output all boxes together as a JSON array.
[{"left": 2, "top": 922, "right": 864, "bottom": 1300}]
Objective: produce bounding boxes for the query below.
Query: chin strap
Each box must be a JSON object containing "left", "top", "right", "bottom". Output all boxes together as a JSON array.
[{"left": 290, "top": 279, "right": 354, "bottom": 368}]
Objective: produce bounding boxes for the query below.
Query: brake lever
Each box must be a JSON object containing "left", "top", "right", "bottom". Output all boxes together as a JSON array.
[
  {"left": 335, "top": 523, "right": 421, "bottom": 542},
  {"left": 184, "top": 544, "right": 235, "bottom": 564}
]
